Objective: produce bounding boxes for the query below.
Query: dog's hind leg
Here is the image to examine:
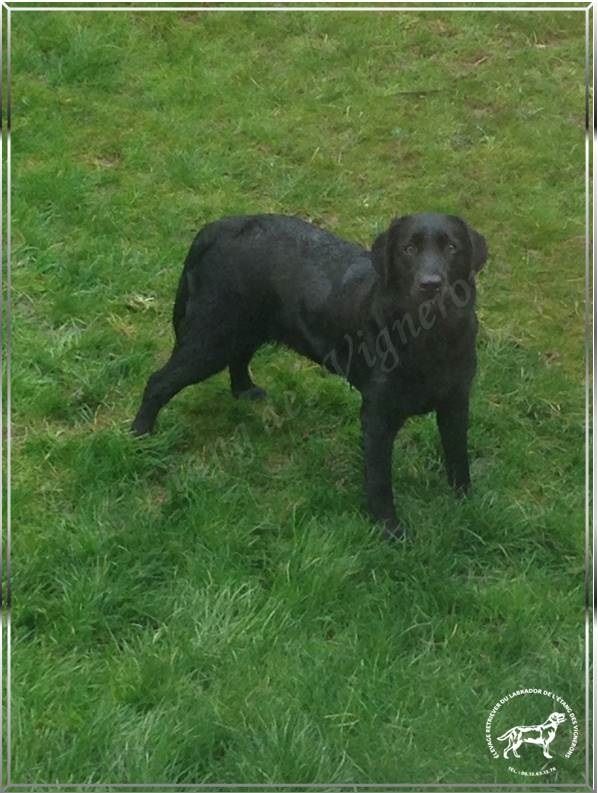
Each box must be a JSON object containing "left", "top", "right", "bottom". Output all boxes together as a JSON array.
[
  {"left": 502, "top": 735, "right": 517, "bottom": 759},
  {"left": 511, "top": 737, "right": 522, "bottom": 759},
  {"left": 131, "top": 338, "right": 229, "bottom": 436},
  {"left": 229, "top": 346, "right": 267, "bottom": 401}
]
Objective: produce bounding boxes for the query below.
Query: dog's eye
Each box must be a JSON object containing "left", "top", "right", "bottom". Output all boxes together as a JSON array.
[
  {"left": 403, "top": 244, "right": 417, "bottom": 256},
  {"left": 447, "top": 243, "right": 458, "bottom": 254}
]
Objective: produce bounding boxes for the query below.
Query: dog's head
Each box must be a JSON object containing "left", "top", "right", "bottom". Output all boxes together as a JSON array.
[
  {"left": 548, "top": 712, "right": 567, "bottom": 726},
  {"left": 371, "top": 213, "right": 487, "bottom": 307}
]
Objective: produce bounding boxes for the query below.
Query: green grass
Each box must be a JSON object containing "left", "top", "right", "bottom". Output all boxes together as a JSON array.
[{"left": 9, "top": 7, "right": 588, "bottom": 786}]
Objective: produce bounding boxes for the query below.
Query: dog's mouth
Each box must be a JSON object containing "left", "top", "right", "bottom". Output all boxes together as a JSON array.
[
  {"left": 409, "top": 278, "right": 474, "bottom": 312},
  {"left": 419, "top": 286, "right": 444, "bottom": 299},
  {"left": 415, "top": 281, "right": 443, "bottom": 299},
  {"left": 411, "top": 285, "right": 447, "bottom": 307}
]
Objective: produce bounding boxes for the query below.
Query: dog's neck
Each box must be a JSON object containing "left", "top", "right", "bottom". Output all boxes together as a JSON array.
[{"left": 369, "top": 282, "right": 477, "bottom": 346}]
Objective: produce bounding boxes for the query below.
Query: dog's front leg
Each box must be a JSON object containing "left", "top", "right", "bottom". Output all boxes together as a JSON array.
[
  {"left": 360, "top": 395, "right": 405, "bottom": 540},
  {"left": 436, "top": 389, "right": 471, "bottom": 495}
]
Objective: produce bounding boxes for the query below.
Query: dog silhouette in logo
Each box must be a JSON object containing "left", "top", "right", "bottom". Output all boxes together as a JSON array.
[{"left": 497, "top": 711, "right": 566, "bottom": 759}]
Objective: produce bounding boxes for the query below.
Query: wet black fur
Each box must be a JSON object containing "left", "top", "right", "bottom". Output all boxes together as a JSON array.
[{"left": 132, "top": 213, "right": 488, "bottom": 539}]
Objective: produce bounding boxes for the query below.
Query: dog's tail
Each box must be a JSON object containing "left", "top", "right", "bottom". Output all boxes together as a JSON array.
[
  {"left": 172, "top": 224, "right": 217, "bottom": 343},
  {"left": 497, "top": 728, "right": 516, "bottom": 742}
]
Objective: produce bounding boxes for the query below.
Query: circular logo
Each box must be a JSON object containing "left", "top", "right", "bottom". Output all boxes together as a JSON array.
[{"left": 485, "top": 689, "right": 578, "bottom": 777}]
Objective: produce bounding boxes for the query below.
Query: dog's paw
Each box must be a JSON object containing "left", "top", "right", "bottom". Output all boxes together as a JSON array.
[
  {"left": 235, "top": 386, "right": 267, "bottom": 401},
  {"left": 130, "top": 418, "right": 154, "bottom": 436},
  {"left": 382, "top": 520, "right": 409, "bottom": 543},
  {"left": 453, "top": 481, "right": 471, "bottom": 499}
]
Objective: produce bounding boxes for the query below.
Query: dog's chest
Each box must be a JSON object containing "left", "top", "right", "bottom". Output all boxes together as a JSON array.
[
  {"left": 393, "top": 368, "right": 455, "bottom": 415},
  {"left": 392, "top": 333, "right": 476, "bottom": 414}
]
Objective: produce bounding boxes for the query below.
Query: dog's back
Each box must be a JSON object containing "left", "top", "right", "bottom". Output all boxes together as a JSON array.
[
  {"left": 182, "top": 214, "right": 368, "bottom": 290},
  {"left": 174, "top": 214, "right": 374, "bottom": 354}
]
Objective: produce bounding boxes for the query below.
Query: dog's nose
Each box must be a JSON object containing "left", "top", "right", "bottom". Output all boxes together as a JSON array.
[{"left": 419, "top": 276, "right": 442, "bottom": 294}]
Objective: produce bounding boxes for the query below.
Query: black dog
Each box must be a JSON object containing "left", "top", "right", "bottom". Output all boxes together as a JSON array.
[{"left": 132, "top": 213, "right": 487, "bottom": 539}]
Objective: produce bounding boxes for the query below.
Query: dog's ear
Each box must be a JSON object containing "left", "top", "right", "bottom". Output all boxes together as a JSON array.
[
  {"left": 466, "top": 224, "right": 488, "bottom": 272},
  {"left": 371, "top": 217, "right": 404, "bottom": 287},
  {"left": 370, "top": 229, "right": 389, "bottom": 285}
]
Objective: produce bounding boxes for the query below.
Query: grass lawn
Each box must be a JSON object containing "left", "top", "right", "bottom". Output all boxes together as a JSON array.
[{"left": 8, "top": 6, "right": 589, "bottom": 786}]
